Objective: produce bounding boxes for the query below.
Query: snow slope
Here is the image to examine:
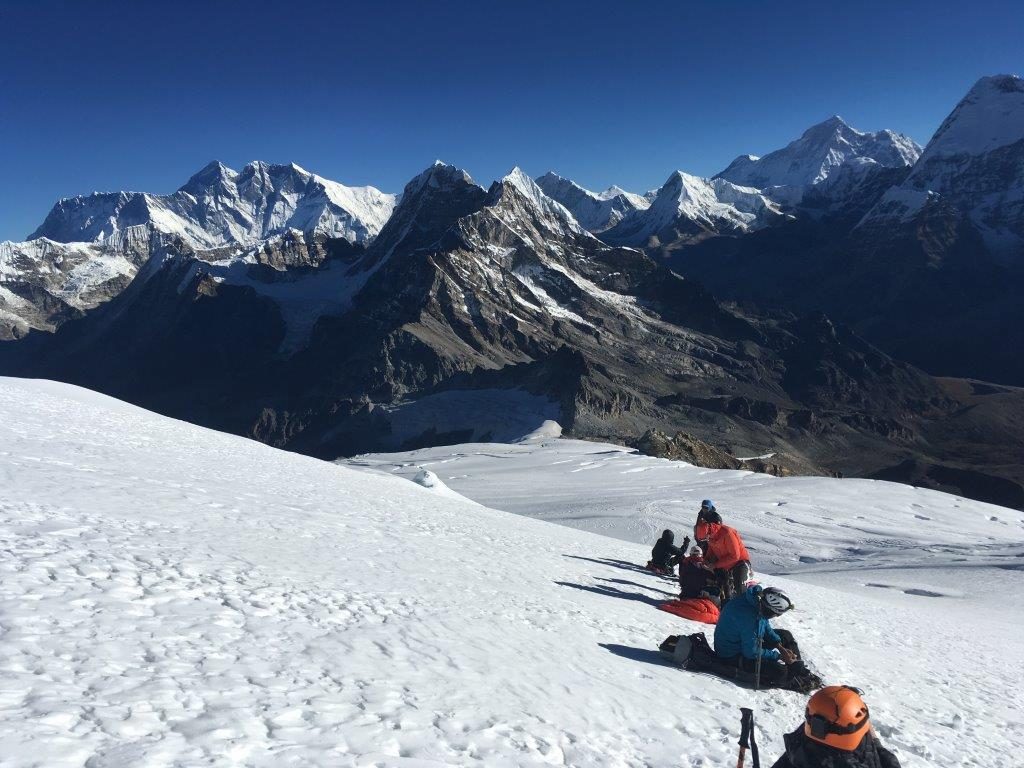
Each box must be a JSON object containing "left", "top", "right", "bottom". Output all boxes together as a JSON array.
[{"left": 2, "top": 380, "right": 1023, "bottom": 767}]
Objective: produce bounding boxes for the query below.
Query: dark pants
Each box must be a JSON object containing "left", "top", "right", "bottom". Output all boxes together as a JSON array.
[
  {"left": 739, "top": 629, "right": 808, "bottom": 685},
  {"left": 715, "top": 560, "right": 752, "bottom": 600}
]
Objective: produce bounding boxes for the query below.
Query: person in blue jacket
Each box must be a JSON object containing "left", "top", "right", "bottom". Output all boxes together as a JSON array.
[{"left": 714, "top": 584, "right": 809, "bottom": 687}]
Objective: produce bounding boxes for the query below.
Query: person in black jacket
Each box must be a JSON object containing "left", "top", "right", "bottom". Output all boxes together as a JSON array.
[
  {"left": 771, "top": 686, "right": 901, "bottom": 768},
  {"left": 648, "top": 529, "right": 684, "bottom": 573},
  {"left": 677, "top": 545, "right": 718, "bottom": 601}
]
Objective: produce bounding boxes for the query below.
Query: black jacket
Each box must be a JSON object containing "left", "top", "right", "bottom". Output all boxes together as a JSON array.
[
  {"left": 770, "top": 728, "right": 901, "bottom": 768},
  {"left": 650, "top": 530, "right": 683, "bottom": 568},
  {"left": 678, "top": 559, "right": 715, "bottom": 598}
]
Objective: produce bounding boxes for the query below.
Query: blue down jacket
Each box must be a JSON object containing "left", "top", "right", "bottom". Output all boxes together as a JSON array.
[{"left": 714, "top": 585, "right": 781, "bottom": 661}]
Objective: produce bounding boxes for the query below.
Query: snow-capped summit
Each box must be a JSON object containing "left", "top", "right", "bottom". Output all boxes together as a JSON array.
[
  {"left": 490, "top": 168, "right": 586, "bottom": 236},
  {"left": 914, "top": 74, "right": 1024, "bottom": 159},
  {"left": 31, "top": 161, "right": 398, "bottom": 250},
  {"left": 716, "top": 116, "right": 921, "bottom": 191},
  {"left": 535, "top": 172, "right": 651, "bottom": 232},
  {"left": 859, "top": 74, "right": 1024, "bottom": 259},
  {"left": 602, "top": 170, "right": 786, "bottom": 247}
]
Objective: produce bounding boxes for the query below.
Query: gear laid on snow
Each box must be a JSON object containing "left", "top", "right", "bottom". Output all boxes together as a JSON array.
[{"left": 658, "top": 597, "right": 720, "bottom": 624}]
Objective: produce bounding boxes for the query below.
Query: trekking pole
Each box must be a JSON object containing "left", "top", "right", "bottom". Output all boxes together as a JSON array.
[
  {"left": 754, "top": 633, "right": 763, "bottom": 691},
  {"left": 748, "top": 709, "right": 761, "bottom": 768},
  {"left": 736, "top": 708, "right": 753, "bottom": 768}
]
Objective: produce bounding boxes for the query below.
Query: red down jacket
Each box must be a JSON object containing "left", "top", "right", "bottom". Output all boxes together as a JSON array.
[{"left": 698, "top": 522, "right": 751, "bottom": 571}]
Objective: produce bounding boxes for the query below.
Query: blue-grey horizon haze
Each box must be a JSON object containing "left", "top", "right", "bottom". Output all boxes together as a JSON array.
[{"left": 1, "top": 0, "right": 1021, "bottom": 241}]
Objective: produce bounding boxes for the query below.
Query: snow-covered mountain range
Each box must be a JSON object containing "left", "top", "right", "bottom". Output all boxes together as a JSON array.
[
  {"left": 0, "top": 161, "right": 397, "bottom": 340},
  {"left": 600, "top": 171, "right": 788, "bottom": 247},
  {"left": 534, "top": 172, "right": 651, "bottom": 232},
  {"left": 2, "top": 74, "right": 1023, "bottom": 508},
  {"left": 32, "top": 160, "right": 397, "bottom": 249}
]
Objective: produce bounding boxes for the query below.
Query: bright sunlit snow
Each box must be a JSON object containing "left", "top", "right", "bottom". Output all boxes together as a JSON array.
[{"left": 2, "top": 380, "right": 1022, "bottom": 767}]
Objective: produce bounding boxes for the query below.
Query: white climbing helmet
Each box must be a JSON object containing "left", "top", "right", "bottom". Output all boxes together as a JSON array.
[{"left": 760, "top": 587, "right": 794, "bottom": 617}]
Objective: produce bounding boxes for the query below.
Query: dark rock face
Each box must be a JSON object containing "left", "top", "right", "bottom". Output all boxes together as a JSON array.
[{"left": 634, "top": 429, "right": 808, "bottom": 477}]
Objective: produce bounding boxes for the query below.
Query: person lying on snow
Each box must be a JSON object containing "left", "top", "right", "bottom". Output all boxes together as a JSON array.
[
  {"left": 678, "top": 545, "right": 719, "bottom": 602},
  {"left": 714, "top": 585, "right": 816, "bottom": 689},
  {"left": 648, "top": 529, "right": 685, "bottom": 574},
  {"left": 695, "top": 517, "right": 752, "bottom": 600},
  {"left": 770, "top": 686, "right": 901, "bottom": 767}
]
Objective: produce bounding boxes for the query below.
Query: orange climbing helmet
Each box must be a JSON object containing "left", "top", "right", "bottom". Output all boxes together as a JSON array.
[{"left": 804, "top": 686, "right": 871, "bottom": 751}]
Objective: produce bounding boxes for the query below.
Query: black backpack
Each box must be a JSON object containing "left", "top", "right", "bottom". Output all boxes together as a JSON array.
[{"left": 658, "top": 632, "right": 714, "bottom": 668}]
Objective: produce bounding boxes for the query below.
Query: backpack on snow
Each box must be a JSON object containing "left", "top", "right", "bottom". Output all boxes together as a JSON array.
[{"left": 658, "top": 632, "right": 713, "bottom": 668}]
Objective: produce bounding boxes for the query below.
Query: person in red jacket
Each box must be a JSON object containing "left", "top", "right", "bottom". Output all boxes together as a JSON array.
[{"left": 694, "top": 518, "right": 752, "bottom": 600}]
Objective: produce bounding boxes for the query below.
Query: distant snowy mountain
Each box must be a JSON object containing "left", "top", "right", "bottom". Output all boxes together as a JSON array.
[
  {"left": 859, "top": 75, "right": 1024, "bottom": 259},
  {"left": 1, "top": 162, "right": 397, "bottom": 338},
  {"left": 663, "top": 75, "right": 1024, "bottom": 387},
  {"left": 31, "top": 160, "right": 397, "bottom": 250},
  {"left": 534, "top": 172, "right": 650, "bottom": 232},
  {"left": 602, "top": 171, "right": 787, "bottom": 247},
  {"left": 716, "top": 116, "right": 921, "bottom": 193},
  {"left": 0, "top": 227, "right": 152, "bottom": 339},
  {"left": 7, "top": 158, "right": 1021, "bottom": 510}
]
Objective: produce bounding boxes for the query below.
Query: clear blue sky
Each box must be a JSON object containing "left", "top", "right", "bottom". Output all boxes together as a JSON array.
[{"left": 1, "top": 0, "right": 1021, "bottom": 241}]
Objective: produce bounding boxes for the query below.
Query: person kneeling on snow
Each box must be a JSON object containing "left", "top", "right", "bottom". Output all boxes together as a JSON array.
[
  {"left": 678, "top": 545, "right": 719, "bottom": 602},
  {"left": 648, "top": 529, "right": 685, "bottom": 574},
  {"left": 770, "top": 686, "right": 901, "bottom": 767},
  {"left": 714, "top": 585, "right": 810, "bottom": 688},
  {"left": 695, "top": 517, "right": 752, "bottom": 600}
]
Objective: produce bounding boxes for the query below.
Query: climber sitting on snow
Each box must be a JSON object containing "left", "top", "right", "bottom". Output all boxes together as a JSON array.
[
  {"left": 678, "top": 544, "right": 719, "bottom": 602},
  {"left": 714, "top": 584, "right": 816, "bottom": 690},
  {"left": 695, "top": 516, "right": 752, "bottom": 600},
  {"left": 647, "top": 529, "right": 685, "bottom": 574}
]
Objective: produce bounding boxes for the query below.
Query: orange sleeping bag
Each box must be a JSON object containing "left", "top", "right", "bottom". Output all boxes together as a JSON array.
[{"left": 658, "top": 598, "right": 721, "bottom": 625}]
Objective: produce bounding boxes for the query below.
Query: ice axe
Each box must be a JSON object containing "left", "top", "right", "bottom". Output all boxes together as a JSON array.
[{"left": 736, "top": 707, "right": 761, "bottom": 768}]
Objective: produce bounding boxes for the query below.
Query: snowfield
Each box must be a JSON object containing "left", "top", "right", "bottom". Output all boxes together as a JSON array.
[{"left": 1, "top": 380, "right": 1022, "bottom": 767}]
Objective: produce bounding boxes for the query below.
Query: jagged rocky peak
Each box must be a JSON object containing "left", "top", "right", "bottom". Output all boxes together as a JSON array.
[
  {"left": 534, "top": 172, "right": 650, "bottom": 232},
  {"left": 602, "top": 169, "right": 785, "bottom": 247},
  {"left": 488, "top": 168, "right": 584, "bottom": 233},
  {"left": 365, "top": 161, "right": 487, "bottom": 260},
  {"left": 179, "top": 160, "right": 236, "bottom": 195},
  {"left": 716, "top": 115, "right": 922, "bottom": 190},
  {"left": 30, "top": 160, "right": 398, "bottom": 249}
]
